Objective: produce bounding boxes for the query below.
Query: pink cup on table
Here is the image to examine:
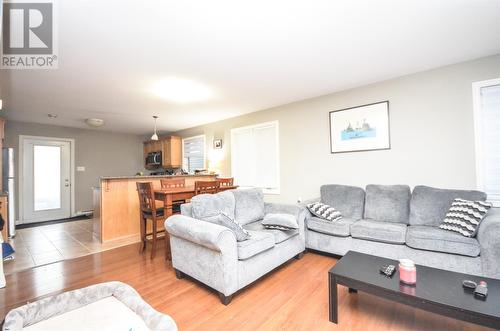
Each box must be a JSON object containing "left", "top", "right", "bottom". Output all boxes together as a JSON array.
[{"left": 399, "top": 259, "right": 417, "bottom": 285}]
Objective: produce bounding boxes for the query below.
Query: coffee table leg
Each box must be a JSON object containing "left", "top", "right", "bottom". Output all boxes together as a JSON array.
[{"left": 329, "top": 274, "right": 338, "bottom": 323}]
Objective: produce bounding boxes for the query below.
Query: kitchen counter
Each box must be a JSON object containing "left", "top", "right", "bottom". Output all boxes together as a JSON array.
[{"left": 93, "top": 174, "right": 218, "bottom": 243}]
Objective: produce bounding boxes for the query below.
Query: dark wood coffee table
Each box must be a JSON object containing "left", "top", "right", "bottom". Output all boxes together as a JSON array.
[{"left": 329, "top": 251, "right": 500, "bottom": 329}]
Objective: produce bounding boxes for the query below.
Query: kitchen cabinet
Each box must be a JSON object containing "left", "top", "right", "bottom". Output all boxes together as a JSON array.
[
  {"left": 0, "top": 118, "right": 4, "bottom": 191},
  {"left": 143, "top": 136, "right": 182, "bottom": 169},
  {"left": 143, "top": 140, "right": 162, "bottom": 154},
  {"left": 0, "top": 196, "right": 8, "bottom": 241},
  {"left": 162, "top": 136, "right": 181, "bottom": 168}
]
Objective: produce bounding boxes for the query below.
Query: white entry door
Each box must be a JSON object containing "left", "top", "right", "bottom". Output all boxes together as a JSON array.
[{"left": 22, "top": 137, "right": 72, "bottom": 223}]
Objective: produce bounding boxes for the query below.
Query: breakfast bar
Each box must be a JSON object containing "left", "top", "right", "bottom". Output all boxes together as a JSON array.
[{"left": 92, "top": 174, "right": 217, "bottom": 243}]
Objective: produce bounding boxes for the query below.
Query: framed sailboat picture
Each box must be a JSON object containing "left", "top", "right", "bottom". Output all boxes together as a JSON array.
[{"left": 329, "top": 101, "right": 391, "bottom": 154}]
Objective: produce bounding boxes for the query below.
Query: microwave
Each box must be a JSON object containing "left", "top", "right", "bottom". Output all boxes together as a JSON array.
[{"left": 146, "top": 151, "right": 162, "bottom": 167}]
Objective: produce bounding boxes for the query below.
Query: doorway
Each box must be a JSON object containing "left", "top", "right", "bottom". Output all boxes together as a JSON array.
[{"left": 20, "top": 136, "right": 74, "bottom": 224}]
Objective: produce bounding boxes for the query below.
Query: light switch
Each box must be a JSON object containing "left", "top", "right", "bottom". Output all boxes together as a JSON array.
[{"left": 77, "top": 166, "right": 86, "bottom": 172}]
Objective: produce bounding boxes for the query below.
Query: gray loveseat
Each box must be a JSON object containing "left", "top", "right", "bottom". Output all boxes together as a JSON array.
[
  {"left": 165, "top": 189, "right": 306, "bottom": 304},
  {"left": 305, "top": 184, "right": 500, "bottom": 278}
]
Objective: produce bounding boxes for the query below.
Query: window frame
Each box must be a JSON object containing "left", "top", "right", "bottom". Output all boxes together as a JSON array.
[
  {"left": 182, "top": 134, "right": 206, "bottom": 174},
  {"left": 230, "top": 120, "right": 280, "bottom": 195},
  {"left": 472, "top": 77, "right": 500, "bottom": 207}
]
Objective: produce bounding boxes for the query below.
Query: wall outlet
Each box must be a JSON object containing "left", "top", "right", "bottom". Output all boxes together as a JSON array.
[{"left": 77, "top": 166, "right": 86, "bottom": 172}]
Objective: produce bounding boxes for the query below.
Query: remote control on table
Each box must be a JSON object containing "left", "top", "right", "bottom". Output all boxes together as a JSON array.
[
  {"left": 462, "top": 280, "right": 477, "bottom": 289},
  {"left": 380, "top": 264, "right": 396, "bottom": 277}
]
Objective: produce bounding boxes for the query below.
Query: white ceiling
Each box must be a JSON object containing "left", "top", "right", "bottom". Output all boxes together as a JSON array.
[{"left": 1, "top": 0, "right": 500, "bottom": 134}]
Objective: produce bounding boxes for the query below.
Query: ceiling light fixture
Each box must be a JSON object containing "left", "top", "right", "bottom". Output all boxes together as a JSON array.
[
  {"left": 151, "top": 115, "right": 159, "bottom": 141},
  {"left": 151, "top": 77, "right": 213, "bottom": 103},
  {"left": 85, "top": 118, "right": 105, "bottom": 127}
]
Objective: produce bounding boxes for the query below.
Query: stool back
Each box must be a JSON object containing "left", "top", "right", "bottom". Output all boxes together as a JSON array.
[
  {"left": 136, "top": 182, "right": 156, "bottom": 218},
  {"left": 160, "top": 178, "right": 186, "bottom": 189},
  {"left": 194, "top": 180, "right": 219, "bottom": 195},
  {"left": 216, "top": 178, "right": 234, "bottom": 190}
]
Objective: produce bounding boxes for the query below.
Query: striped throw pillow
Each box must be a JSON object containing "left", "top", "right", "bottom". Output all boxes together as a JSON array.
[
  {"left": 307, "top": 202, "right": 342, "bottom": 222},
  {"left": 439, "top": 198, "right": 492, "bottom": 237}
]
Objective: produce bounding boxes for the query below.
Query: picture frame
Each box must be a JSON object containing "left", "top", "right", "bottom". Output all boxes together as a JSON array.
[
  {"left": 329, "top": 101, "right": 391, "bottom": 154},
  {"left": 213, "top": 139, "right": 223, "bottom": 149}
]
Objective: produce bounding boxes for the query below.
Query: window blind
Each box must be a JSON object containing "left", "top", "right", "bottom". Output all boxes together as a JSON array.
[
  {"left": 478, "top": 84, "right": 500, "bottom": 204},
  {"left": 183, "top": 136, "right": 205, "bottom": 173},
  {"left": 231, "top": 122, "right": 279, "bottom": 193}
]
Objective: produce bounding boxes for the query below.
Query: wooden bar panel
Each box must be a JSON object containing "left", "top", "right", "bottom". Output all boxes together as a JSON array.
[{"left": 94, "top": 175, "right": 216, "bottom": 243}]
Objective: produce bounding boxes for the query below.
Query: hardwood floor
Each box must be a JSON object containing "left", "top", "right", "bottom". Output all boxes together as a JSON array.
[{"left": 0, "top": 242, "right": 494, "bottom": 331}]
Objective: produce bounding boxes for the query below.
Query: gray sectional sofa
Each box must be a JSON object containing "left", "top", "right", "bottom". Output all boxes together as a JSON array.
[
  {"left": 305, "top": 184, "right": 500, "bottom": 278},
  {"left": 165, "top": 189, "right": 305, "bottom": 304},
  {"left": 165, "top": 184, "right": 500, "bottom": 305}
]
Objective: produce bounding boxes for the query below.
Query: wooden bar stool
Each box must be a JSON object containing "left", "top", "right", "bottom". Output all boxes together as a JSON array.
[
  {"left": 136, "top": 182, "right": 167, "bottom": 259},
  {"left": 160, "top": 178, "right": 186, "bottom": 214},
  {"left": 216, "top": 178, "right": 234, "bottom": 191},
  {"left": 194, "top": 180, "right": 219, "bottom": 195}
]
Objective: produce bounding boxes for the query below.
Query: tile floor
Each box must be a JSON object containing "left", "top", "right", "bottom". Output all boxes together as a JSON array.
[{"left": 3, "top": 219, "right": 138, "bottom": 274}]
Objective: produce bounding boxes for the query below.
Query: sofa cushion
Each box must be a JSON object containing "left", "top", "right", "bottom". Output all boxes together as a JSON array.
[
  {"left": 350, "top": 219, "right": 407, "bottom": 244},
  {"left": 364, "top": 184, "right": 411, "bottom": 223},
  {"left": 409, "top": 186, "right": 487, "bottom": 226},
  {"left": 237, "top": 230, "right": 275, "bottom": 260},
  {"left": 244, "top": 221, "right": 299, "bottom": 244},
  {"left": 306, "top": 217, "right": 356, "bottom": 237},
  {"left": 320, "top": 184, "right": 365, "bottom": 219},
  {"left": 191, "top": 190, "right": 235, "bottom": 220},
  {"left": 406, "top": 225, "right": 480, "bottom": 257},
  {"left": 231, "top": 188, "right": 265, "bottom": 225}
]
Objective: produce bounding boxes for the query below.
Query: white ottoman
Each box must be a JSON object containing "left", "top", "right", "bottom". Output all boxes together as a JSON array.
[{"left": 3, "top": 281, "right": 177, "bottom": 331}]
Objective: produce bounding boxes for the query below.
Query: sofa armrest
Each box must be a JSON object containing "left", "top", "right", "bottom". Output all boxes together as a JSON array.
[
  {"left": 477, "top": 208, "right": 500, "bottom": 277},
  {"left": 298, "top": 197, "right": 320, "bottom": 208},
  {"left": 165, "top": 215, "right": 237, "bottom": 253},
  {"left": 297, "top": 197, "right": 320, "bottom": 221}
]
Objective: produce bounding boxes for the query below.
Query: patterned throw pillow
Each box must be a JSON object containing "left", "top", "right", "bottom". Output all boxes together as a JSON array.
[
  {"left": 202, "top": 212, "right": 251, "bottom": 242},
  {"left": 262, "top": 213, "right": 299, "bottom": 231},
  {"left": 307, "top": 202, "right": 342, "bottom": 222},
  {"left": 439, "top": 198, "right": 492, "bottom": 237}
]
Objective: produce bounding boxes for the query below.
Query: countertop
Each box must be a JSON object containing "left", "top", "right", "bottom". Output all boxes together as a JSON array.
[{"left": 100, "top": 174, "right": 216, "bottom": 180}]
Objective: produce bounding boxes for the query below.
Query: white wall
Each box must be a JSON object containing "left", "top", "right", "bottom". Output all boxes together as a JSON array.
[{"left": 174, "top": 54, "right": 500, "bottom": 203}]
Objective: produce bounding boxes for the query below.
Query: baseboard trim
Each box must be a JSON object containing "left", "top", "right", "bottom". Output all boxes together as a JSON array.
[{"left": 16, "top": 215, "right": 91, "bottom": 229}]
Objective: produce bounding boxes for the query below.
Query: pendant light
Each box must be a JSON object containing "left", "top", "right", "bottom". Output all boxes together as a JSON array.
[{"left": 151, "top": 115, "right": 159, "bottom": 141}]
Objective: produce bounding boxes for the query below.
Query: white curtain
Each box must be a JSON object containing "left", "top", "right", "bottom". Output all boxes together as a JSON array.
[
  {"left": 183, "top": 136, "right": 205, "bottom": 173},
  {"left": 479, "top": 84, "right": 500, "bottom": 203},
  {"left": 231, "top": 122, "right": 279, "bottom": 193}
]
